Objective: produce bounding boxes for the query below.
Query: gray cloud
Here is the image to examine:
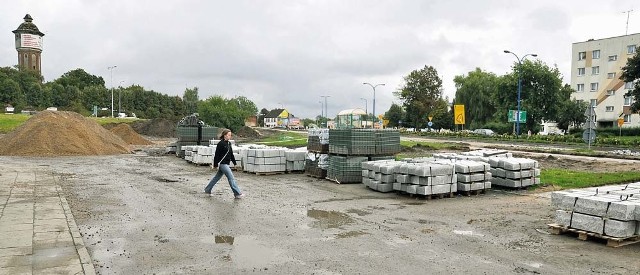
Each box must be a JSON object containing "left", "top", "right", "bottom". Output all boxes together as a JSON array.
[{"left": 1, "top": 0, "right": 638, "bottom": 119}]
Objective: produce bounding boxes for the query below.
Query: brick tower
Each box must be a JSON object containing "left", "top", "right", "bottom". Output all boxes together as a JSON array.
[{"left": 12, "top": 14, "right": 45, "bottom": 74}]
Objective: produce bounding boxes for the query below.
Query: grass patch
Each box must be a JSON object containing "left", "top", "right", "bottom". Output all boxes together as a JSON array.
[
  {"left": 256, "top": 132, "right": 308, "bottom": 147},
  {"left": 400, "top": 140, "right": 468, "bottom": 151},
  {"left": 541, "top": 168, "right": 640, "bottom": 189},
  {"left": 0, "top": 114, "right": 31, "bottom": 133}
]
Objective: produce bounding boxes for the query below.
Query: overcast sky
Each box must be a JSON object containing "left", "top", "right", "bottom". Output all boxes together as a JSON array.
[{"left": 1, "top": 0, "right": 637, "bottom": 119}]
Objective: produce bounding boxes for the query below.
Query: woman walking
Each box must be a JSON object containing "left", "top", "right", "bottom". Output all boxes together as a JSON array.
[{"left": 204, "top": 129, "right": 244, "bottom": 199}]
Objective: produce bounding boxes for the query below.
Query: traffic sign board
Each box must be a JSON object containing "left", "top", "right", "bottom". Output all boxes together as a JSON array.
[
  {"left": 617, "top": 118, "right": 624, "bottom": 127},
  {"left": 585, "top": 121, "right": 596, "bottom": 129},
  {"left": 427, "top": 121, "right": 433, "bottom": 127},
  {"left": 582, "top": 129, "right": 596, "bottom": 143},
  {"left": 508, "top": 110, "right": 526, "bottom": 123}
]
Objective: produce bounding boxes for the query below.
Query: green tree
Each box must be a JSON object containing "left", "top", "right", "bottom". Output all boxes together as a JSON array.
[
  {"left": 258, "top": 108, "right": 269, "bottom": 126},
  {"left": 394, "top": 65, "right": 447, "bottom": 128},
  {"left": 384, "top": 103, "right": 405, "bottom": 128},
  {"left": 183, "top": 87, "right": 199, "bottom": 115},
  {"left": 453, "top": 68, "right": 500, "bottom": 129},
  {"left": 198, "top": 95, "right": 257, "bottom": 131},
  {"left": 621, "top": 46, "right": 640, "bottom": 112},
  {"left": 497, "top": 60, "right": 566, "bottom": 133},
  {"left": 54, "top": 69, "right": 105, "bottom": 90}
]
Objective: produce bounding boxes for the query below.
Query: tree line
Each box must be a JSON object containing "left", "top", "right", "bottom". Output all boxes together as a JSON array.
[
  {"left": 0, "top": 67, "right": 257, "bottom": 131},
  {"left": 384, "top": 49, "right": 640, "bottom": 134}
]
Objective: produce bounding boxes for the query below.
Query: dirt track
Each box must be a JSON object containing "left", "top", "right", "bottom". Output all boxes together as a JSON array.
[{"left": 4, "top": 141, "right": 639, "bottom": 274}]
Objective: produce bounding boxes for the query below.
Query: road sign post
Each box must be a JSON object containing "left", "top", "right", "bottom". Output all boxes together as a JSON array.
[{"left": 584, "top": 106, "right": 596, "bottom": 149}]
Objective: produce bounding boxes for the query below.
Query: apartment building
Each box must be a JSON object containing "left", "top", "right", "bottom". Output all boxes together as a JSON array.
[{"left": 571, "top": 33, "right": 640, "bottom": 127}]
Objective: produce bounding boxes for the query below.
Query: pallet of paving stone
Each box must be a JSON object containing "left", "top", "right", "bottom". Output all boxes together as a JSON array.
[{"left": 547, "top": 223, "right": 640, "bottom": 248}]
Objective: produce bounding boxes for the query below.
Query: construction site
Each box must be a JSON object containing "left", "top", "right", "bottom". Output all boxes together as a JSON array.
[{"left": 1, "top": 111, "right": 640, "bottom": 274}]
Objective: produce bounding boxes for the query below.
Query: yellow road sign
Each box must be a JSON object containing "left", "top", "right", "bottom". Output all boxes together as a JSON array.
[
  {"left": 454, "top": 105, "right": 465, "bottom": 125},
  {"left": 618, "top": 117, "right": 624, "bottom": 127}
]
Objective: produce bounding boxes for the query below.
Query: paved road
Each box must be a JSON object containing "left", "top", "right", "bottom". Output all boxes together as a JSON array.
[{"left": 2, "top": 152, "right": 639, "bottom": 274}]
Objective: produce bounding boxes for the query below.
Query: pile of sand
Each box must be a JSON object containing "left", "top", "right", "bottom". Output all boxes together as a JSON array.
[
  {"left": 130, "top": 118, "right": 177, "bottom": 137},
  {"left": 0, "top": 111, "right": 131, "bottom": 156},
  {"left": 236, "top": 126, "right": 262, "bottom": 139},
  {"left": 109, "top": 123, "right": 154, "bottom": 145}
]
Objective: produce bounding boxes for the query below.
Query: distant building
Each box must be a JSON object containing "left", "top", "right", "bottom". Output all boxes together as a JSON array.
[
  {"left": 264, "top": 108, "right": 295, "bottom": 128},
  {"left": 13, "top": 14, "right": 45, "bottom": 75},
  {"left": 571, "top": 33, "right": 640, "bottom": 127}
]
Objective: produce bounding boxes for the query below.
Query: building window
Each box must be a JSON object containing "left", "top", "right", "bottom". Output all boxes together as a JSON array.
[
  {"left": 592, "top": 50, "right": 600, "bottom": 59},
  {"left": 578, "top": 51, "right": 586, "bottom": 60},
  {"left": 605, "top": 106, "right": 614, "bottom": 112},
  {"left": 629, "top": 45, "right": 637, "bottom": 54},
  {"left": 590, "top": 99, "right": 597, "bottom": 106},
  {"left": 577, "top": 84, "right": 584, "bottom": 92},
  {"left": 607, "top": 72, "right": 616, "bottom": 79},
  {"left": 606, "top": 90, "right": 615, "bottom": 96},
  {"left": 592, "top": 66, "right": 599, "bottom": 75},
  {"left": 624, "top": 96, "right": 633, "bottom": 106},
  {"left": 578, "top": 68, "right": 585, "bottom": 76},
  {"left": 625, "top": 82, "right": 635, "bottom": 89},
  {"left": 590, "top": 82, "right": 599, "bottom": 92},
  {"left": 608, "top": 55, "right": 618, "bottom": 61},
  {"left": 624, "top": 114, "right": 631, "bottom": 122}
]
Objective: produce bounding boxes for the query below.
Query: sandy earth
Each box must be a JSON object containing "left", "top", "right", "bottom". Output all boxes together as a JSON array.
[{"left": 3, "top": 139, "right": 637, "bottom": 274}]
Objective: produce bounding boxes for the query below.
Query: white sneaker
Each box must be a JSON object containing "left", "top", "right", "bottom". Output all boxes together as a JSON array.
[{"left": 234, "top": 193, "right": 245, "bottom": 199}]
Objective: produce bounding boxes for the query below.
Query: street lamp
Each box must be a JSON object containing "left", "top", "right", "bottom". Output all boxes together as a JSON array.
[
  {"left": 320, "top": 95, "right": 330, "bottom": 126},
  {"left": 503, "top": 50, "right": 537, "bottom": 136},
  {"left": 107, "top": 65, "right": 117, "bottom": 117},
  {"left": 363, "top": 83, "right": 384, "bottom": 127},
  {"left": 359, "top": 97, "right": 368, "bottom": 114},
  {"left": 119, "top": 80, "right": 125, "bottom": 115}
]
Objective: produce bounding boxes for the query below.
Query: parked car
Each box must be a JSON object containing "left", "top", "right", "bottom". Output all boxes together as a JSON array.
[{"left": 473, "top": 129, "right": 495, "bottom": 136}]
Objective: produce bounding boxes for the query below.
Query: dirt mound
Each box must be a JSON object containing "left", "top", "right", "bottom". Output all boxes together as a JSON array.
[
  {"left": 109, "top": 123, "right": 154, "bottom": 145},
  {"left": 236, "top": 126, "right": 262, "bottom": 139},
  {"left": 0, "top": 111, "right": 131, "bottom": 156},
  {"left": 130, "top": 118, "right": 177, "bottom": 137}
]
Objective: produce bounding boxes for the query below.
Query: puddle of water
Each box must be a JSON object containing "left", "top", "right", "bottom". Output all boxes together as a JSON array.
[
  {"left": 453, "top": 230, "right": 484, "bottom": 237},
  {"left": 346, "top": 209, "right": 372, "bottom": 216},
  {"left": 335, "top": 230, "right": 369, "bottom": 239},
  {"left": 307, "top": 209, "right": 354, "bottom": 229},
  {"left": 230, "top": 235, "right": 294, "bottom": 268},
  {"left": 215, "top": 235, "right": 234, "bottom": 245}
]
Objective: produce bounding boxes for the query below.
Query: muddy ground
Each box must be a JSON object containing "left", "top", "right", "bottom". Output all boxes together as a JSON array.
[{"left": 4, "top": 138, "right": 640, "bottom": 274}]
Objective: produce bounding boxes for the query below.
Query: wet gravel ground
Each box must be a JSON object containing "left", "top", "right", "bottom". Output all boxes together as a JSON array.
[{"left": 5, "top": 150, "right": 640, "bottom": 274}]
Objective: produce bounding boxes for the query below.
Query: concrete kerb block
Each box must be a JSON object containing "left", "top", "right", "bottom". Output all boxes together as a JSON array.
[
  {"left": 574, "top": 196, "right": 619, "bottom": 217},
  {"left": 606, "top": 200, "right": 639, "bottom": 221},
  {"left": 554, "top": 210, "right": 572, "bottom": 227},
  {"left": 604, "top": 219, "right": 638, "bottom": 238},
  {"left": 571, "top": 212, "right": 604, "bottom": 234}
]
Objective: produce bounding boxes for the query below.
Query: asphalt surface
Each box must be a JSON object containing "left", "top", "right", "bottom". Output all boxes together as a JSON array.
[{"left": 2, "top": 148, "right": 639, "bottom": 274}]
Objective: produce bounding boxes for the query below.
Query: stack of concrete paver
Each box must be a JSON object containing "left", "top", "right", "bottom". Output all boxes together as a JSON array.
[
  {"left": 551, "top": 184, "right": 640, "bottom": 238},
  {"left": 305, "top": 152, "right": 328, "bottom": 178},
  {"left": 361, "top": 160, "right": 400, "bottom": 192},
  {"left": 193, "top": 146, "right": 213, "bottom": 165},
  {"left": 393, "top": 162, "right": 457, "bottom": 195},
  {"left": 285, "top": 149, "right": 306, "bottom": 172},
  {"left": 243, "top": 148, "right": 287, "bottom": 173},
  {"left": 451, "top": 159, "right": 492, "bottom": 192},
  {"left": 434, "top": 149, "right": 511, "bottom": 162},
  {"left": 488, "top": 157, "right": 540, "bottom": 188},
  {"left": 307, "top": 128, "right": 329, "bottom": 153}
]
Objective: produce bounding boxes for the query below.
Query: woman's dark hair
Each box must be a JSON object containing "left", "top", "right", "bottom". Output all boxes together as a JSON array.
[{"left": 219, "top": 129, "right": 231, "bottom": 140}]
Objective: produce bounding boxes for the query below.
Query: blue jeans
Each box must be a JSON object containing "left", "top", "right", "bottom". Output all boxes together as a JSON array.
[{"left": 204, "top": 164, "right": 242, "bottom": 196}]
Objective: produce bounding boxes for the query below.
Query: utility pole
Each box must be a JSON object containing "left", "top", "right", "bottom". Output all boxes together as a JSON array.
[
  {"left": 623, "top": 10, "right": 633, "bottom": 35},
  {"left": 320, "top": 95, "right": 330, "bottom": 127},
  {"left": 107, "top": 66, "right": 117, "bottom": 117}
]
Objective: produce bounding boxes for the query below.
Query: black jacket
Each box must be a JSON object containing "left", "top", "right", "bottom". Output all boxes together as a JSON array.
[{"left": 213, "top": 140, "right": 236, "bottom": 167}]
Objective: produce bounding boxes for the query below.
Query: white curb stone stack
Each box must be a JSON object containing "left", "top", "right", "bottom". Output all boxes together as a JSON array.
[
  {"left": 243, "top": 148, "right": 287, "bottom": 173},
  {"left": 488, "top": 157, "right": 540, "bottom": 188},
  {"left": 393, "top": 162, "right": 456, "bottom": 196},
  {"left": 452, "top": 160, "right": 492, "bottom": 192},
  {"left": 551, "top": 184, "right": 640, "bottom": 238},
  {"left": 361, "top": 160, "right": 400, "bottom": 192},
  {"left": 285, "top": 149, "right": 306, "bottom": 172}
]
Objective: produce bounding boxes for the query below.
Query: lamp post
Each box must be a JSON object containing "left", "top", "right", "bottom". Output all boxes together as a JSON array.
[
  {"left": 320, "top": 95, "right": 330, "bottom": 127},
  {"left": 318, "top": 100, "right": 323, "bottom": 127},
  {"left": 363, "top": 82, "right": 385, "bottom": 127},
  {"left": 503, "top": 51, "right": 537, "bottom": 136},
  {"left": 107, "top": 65, "right": 117, "bottom": 117},
  {"left": 118, "top": 80, "right": 124, "bottom": 115}
]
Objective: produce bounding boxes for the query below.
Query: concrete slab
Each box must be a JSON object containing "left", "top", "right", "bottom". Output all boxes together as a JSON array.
[
  {"left": 574, "top": 196, "right": 618, "bottom": 217},
  {"left": 554, "top": 210, "right": 572, "bottom": 227},
  {"left": 604, "top": 219, "right": 637, "bottom": 238},
  {"left": 571, "top": 213, "right": 604, "bottom": 234}
]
